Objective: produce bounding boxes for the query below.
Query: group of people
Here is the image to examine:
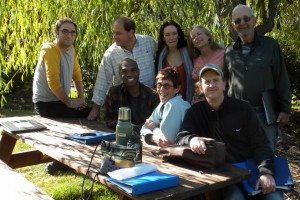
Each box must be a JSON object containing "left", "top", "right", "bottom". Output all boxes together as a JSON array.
[{"left": 32, "top": 4, "right": 291, "bottom": 200}]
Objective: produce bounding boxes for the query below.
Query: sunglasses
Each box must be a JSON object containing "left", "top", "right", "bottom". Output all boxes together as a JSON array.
[{"left": 233, "top": 16, "right": 252, "bottom": 25}]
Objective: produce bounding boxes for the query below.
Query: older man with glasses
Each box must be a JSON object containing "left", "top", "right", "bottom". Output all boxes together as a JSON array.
[{"left": 223, "top": 4, "right": 292, "bottom": 153}]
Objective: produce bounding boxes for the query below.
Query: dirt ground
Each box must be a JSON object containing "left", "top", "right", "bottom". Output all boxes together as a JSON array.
[
  {"left": 2, "top": 91, "right": 300, "bottom": 199},
  {"left": 277, "top": 109, "right": 300, "bottom": 200}
]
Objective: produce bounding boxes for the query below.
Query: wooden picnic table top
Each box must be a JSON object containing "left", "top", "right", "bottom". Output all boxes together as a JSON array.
[{"left": 0, "top": 116, "right": 250, "bottom": 200}]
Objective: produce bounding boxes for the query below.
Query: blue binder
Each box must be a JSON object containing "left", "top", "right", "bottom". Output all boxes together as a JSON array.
[
  {"left": 107, "top": 171, "right": 179, "bottom": 195},
  {"left": 234, "top": 157, "right": 294, "bottom": 196},
  {"left": 65, "top": 132, "right": 115, "bottom": 144}
]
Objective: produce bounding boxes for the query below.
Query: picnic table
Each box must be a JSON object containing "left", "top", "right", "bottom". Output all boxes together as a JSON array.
[{"left": 0, "top": 116, "right": 250, "bottom": 200}]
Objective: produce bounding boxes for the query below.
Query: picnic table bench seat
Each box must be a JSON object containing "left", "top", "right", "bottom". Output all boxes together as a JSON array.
[{"left": 0, "top": 160, "right": 54, "bottom": 200}]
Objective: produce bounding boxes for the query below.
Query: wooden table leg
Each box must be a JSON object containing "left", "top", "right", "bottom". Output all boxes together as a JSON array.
[
  {"left": 0, "top": 133, "right": 17, "bottom": 163},
  {"left": 117, "top": 193, "right": 133, "bottom": 200}
]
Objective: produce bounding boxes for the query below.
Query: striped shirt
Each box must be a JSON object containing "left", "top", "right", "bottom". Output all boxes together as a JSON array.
[{"left": 92, "top": 34, "right": 157, "bottom": 106}]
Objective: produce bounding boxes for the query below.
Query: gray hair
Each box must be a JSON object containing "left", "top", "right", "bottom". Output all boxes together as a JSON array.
[{"left": 232, "top": 4, "right": 255, "bottom": 20}]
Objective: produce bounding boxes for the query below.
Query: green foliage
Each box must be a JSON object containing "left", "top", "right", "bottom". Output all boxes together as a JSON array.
[{"left": 1, "top": 0, "right": 299, "bottom": 106}]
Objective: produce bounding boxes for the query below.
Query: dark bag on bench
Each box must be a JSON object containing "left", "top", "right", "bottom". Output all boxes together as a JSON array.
[{"left": 152, "top": 141, "right": 226, "bottom": 170}]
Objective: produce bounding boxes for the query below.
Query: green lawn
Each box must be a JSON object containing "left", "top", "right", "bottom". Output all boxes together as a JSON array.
[{"left": 0, "top": 109, "right": 117, "bottom": 200}]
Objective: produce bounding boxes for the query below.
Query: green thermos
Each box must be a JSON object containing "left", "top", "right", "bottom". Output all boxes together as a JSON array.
[{"left": 116, "top": 107, "right": 132, "bottom": 146}]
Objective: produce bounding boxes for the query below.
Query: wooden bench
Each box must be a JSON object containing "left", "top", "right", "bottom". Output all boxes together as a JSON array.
[{"left": 0, "top": 160, "right": 54, "bottom": 200}]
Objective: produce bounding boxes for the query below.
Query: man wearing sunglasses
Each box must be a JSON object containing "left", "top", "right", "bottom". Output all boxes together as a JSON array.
[{"left": 223, "top": 4, "right": 292, "bottom": 153}]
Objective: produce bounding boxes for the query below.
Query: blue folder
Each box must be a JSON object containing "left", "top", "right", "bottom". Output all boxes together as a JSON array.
[
  {"left": 107, "top": 171, "right": 179, "bottom": 195},
  {"left": 65, "top": 132, "right": 115, "bottom": 144},
  {"left": 234, "top": 157, "right": 294, "bottom": 196}
]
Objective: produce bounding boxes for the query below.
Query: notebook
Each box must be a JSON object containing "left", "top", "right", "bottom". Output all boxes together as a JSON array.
[
  {"left": 262, "top": 90, "right": 279, "bottom": 125},
  {"left": 107, "top": 171, "right": 179, "bottom": 195},
  {"left": 0, "top": 119, "right": 47, "bottom": 134},
  {"left": 65, "top": 132, "right": 115, "bottom": 144},
  {"left": 234, "top": 157, "right": 294, "bottom": 196}
]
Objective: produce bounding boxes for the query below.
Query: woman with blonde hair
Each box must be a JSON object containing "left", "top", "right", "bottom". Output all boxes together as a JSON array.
[{"left": 187, "top": 25, "right": 225, "bottom": 104}]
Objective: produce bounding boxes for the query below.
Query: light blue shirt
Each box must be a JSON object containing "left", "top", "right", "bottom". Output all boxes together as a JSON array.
[{"left": 141, "top": 95, "right": 191, "bottom": 144}]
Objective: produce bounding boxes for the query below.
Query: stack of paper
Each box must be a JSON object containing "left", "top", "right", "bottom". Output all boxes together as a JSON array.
[{"left": 107, "top": 163, "right": 157, "bottom": 180}]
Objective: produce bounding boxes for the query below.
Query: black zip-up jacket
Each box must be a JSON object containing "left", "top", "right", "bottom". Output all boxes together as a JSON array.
[
  {"left": 175, "top": 97, "right": 274, "bottom": 176},
  {"left": 223, "top": 32, "right": 291, "bottom": 114}
]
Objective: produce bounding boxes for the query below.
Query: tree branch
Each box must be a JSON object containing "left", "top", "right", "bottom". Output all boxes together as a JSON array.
[{"left": 255, "top": 0, "right": 280, "bottom": 35}]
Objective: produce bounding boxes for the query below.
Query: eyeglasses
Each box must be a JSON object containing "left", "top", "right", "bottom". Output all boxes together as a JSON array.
[
  {"left": 60, "top": 29, "right": 76, "bottom": 36},
  {"left": 156, "top": 83, "right": 174, "bottom": 90},
  {"left": 233, "top": 16, "right": 252, "bottom": 25}
]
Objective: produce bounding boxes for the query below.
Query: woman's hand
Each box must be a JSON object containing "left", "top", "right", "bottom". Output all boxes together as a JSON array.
[
  {"left": 151, "top": 134, "right": 170, "bottom": 147},
  {"left": 144, "top": 119, "right": 157, "bottom": 131}
]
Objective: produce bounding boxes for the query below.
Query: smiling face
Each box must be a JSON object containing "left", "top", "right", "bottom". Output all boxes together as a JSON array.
[
  {"left": 55, "top": 22, "right": 76, "bottom": 48},
  {"left": 189, "top": 27, "right": 210, "bottom": 50},
  {"left": 163, "top": 25, "right": 179, "bottom": 49},
  {"left": 119, "top": 59, "right": 139, "bottom": 88},
  {"left": 199, "top": 70, "right": 226, "bottom": 102},
  {"left": 156, "top": 78, "right": 180, "bottom": 103},
  {"left": 113, "top": 21, "right": 134, "bottom": 48},
  {"left": 231, "top": 6, "right": 256, "bottom": 38}
]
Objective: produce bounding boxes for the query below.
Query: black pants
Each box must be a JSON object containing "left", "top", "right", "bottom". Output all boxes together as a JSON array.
[{"left": 34, "top": 101, "right": 91, "bottom": 118}]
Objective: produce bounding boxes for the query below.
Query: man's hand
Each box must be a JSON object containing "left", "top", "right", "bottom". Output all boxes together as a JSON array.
[
  {"left": 276, "top": 112, "right": 290, "bottom": 124},
  {"left": 189, "top": 137, "right": 215, "bottom": 155},
  {"left": 88, "top": 104, "right": 100, "bottom": 120},
  {"left": 70, "top": 98, "right": 86, "bottom": 109},
  {"left": 256, "top": 174, "right": 276, "bottom": 194},
  {"left": 151, "top": 134, "right": 170, "bottom": 147}
]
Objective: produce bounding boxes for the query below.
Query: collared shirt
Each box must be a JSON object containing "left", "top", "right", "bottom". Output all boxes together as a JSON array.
[
  {"left": 92, "top": 34, "right": 157, "bottom": 106},
  {"left": 141, "top": 95, "right": 191, "bottom": 144},
  {"left": 104, "top": 83, "right": 159, "bottom": 132}
]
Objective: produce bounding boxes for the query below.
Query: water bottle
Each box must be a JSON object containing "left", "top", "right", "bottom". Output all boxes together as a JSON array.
[{"left": 116, "top": 107, "right": 132, "bottom": 146}]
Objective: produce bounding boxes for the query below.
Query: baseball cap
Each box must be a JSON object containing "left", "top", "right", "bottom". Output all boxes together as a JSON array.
[{"left": 199, "top": 64, "right": 224, "bottom": 80}]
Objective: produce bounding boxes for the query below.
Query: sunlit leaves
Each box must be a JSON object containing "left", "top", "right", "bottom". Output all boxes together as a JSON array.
[{"left": 0, "top": 0, "right": 299, "bottom": 107}]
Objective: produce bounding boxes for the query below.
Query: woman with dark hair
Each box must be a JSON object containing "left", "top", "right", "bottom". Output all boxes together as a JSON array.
[
  {"left": 155, "top": 20, "right": 194, "bottom": 103},
  {"left": 187, "top": 25, "right": 225, "bottom": 104},
  {"left": 141, "top": 68, "right": 190, "bottom": 147}
]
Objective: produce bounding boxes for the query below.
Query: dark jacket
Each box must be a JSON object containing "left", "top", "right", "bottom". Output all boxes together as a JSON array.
[
  {"left": 175, "top": 97, "right": 274, "bottom": 176},
  {"left": 223, "top": 32, "right": 291, "bottom": 114},
  {"left": 104, "top": 83, "right": 159, "bottom": 132}
]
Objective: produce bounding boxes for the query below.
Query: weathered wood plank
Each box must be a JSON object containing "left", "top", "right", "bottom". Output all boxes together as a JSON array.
[
  {"left": 8, "top": 150, "right": 54, "bottom": 169},
  {"left": 0, "top": 116, "right": 250, "bottom": 200},
  {"left": 0, "top": 160, "right": 54, "bottom": 200},
  {"left": 0, "top": 131, "right": 17, "bottom": 163}
]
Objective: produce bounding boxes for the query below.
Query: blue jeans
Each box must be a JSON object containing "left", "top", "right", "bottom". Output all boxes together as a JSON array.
[
  {"left": 221, "top": 184, "right": 284, "bottom": 200},
  {"left": 256, "top": 112, "right": 279, "bottom": 153}
]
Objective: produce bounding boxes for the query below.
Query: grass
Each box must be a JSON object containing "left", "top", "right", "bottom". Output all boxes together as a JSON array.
[{"left": 1, "top": 109, "right": 117, "bottom": 200}]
